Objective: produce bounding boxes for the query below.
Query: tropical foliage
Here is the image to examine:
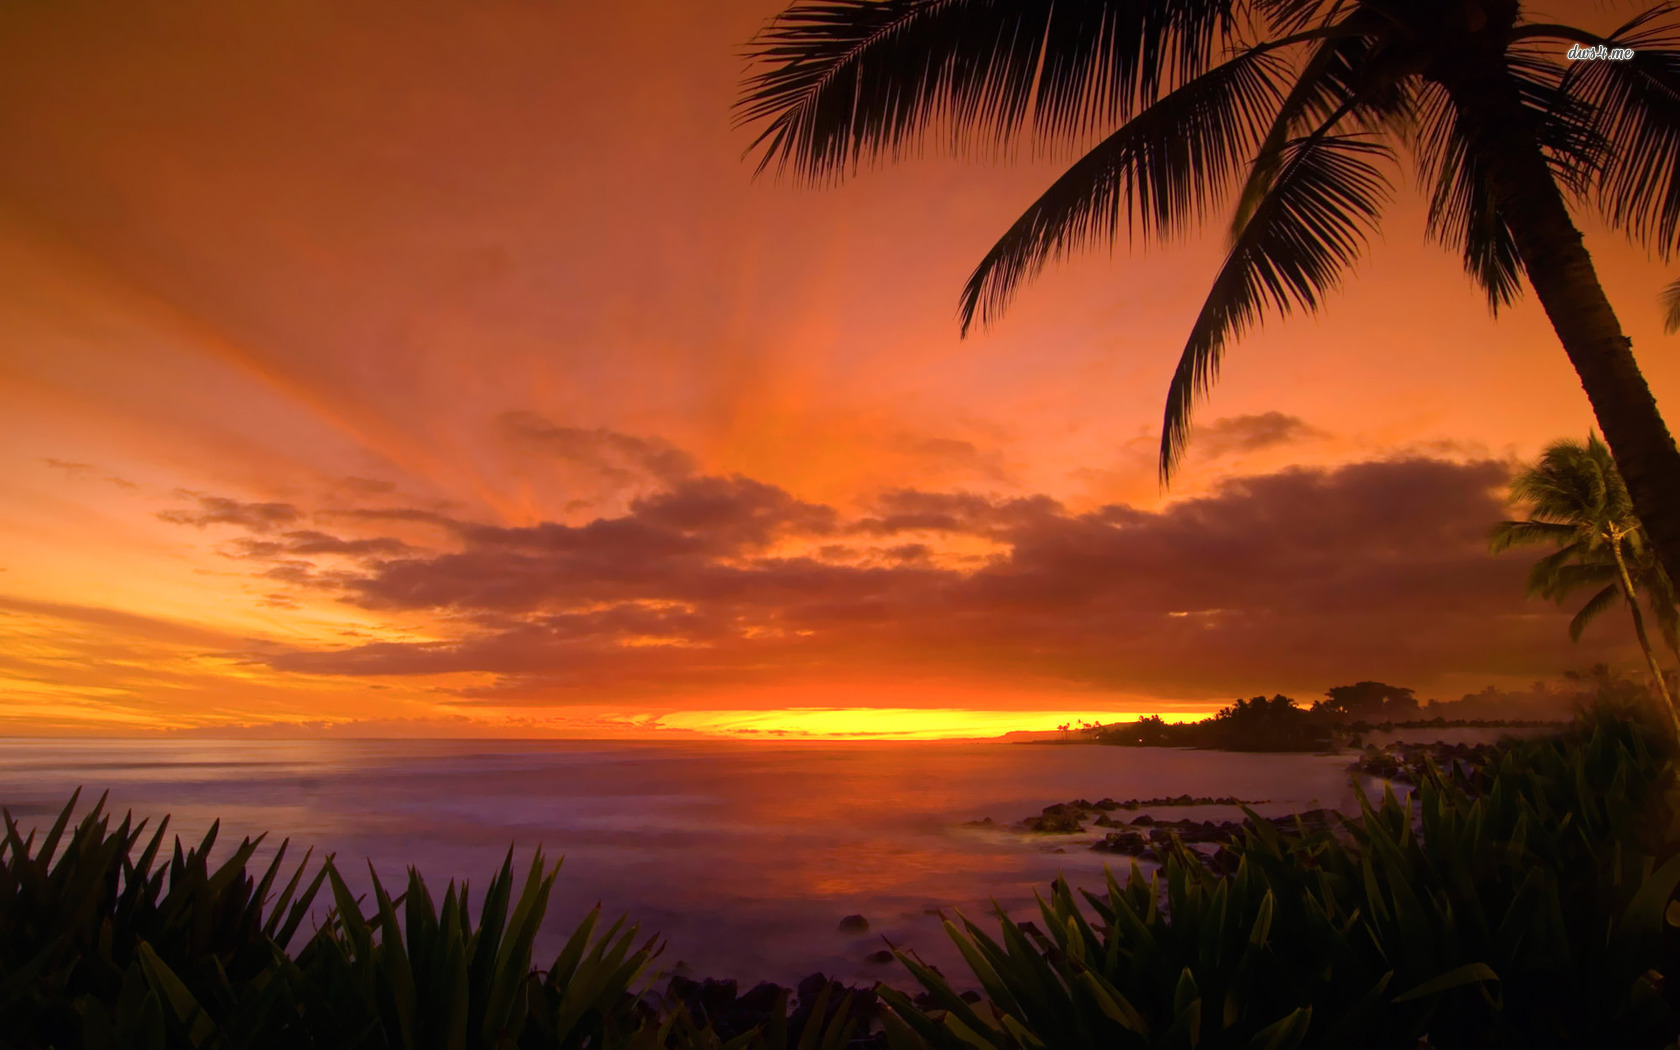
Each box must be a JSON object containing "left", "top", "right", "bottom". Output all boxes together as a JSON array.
[
  {"left": 0, "top": 790, "right": 662, "bottom": 1050},
  {"left": 881, "top": 705, "right": 1680, "bottom": 1049},
  {"left": 1095, "top": 695, "right": 1332, "bottom": 751},
  {"left": 1492, "top": 433, "right": 1680, "bottom": 732},
  {"left": 736, "top": 0, "right": 1680, "bottom": 598}
]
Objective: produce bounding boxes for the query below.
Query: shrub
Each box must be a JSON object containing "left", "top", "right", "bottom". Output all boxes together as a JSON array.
[{"left": 878, "top": 707, "right": 1680, "bottom": 1049}]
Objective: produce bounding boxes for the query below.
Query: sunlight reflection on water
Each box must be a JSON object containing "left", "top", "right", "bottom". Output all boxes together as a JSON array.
[{"left": 0, "top": 737, "right": 1369, "bottom": 988}]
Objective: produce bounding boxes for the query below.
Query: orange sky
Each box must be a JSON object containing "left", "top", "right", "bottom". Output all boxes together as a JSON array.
[{"left": 0, "top": 0, "right": 1673, "bottom": 738}]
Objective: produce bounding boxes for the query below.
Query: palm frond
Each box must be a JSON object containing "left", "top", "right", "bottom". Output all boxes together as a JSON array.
[
  {"left": 1505, "top": 435, "right": 1631, "bottom": 528},
  {"left": 1230, "top": 19, "right": 1403, "bottom": 239},
  {"left": 1662, "top": 276, "right": 1680, "bottom": 333},
  {"left": 1253, "top": 0, "right": 1342, "bottom": 37},
  {"left": 738, "top": 0, "right": 1241, "bottom": 180},
  {"left": 1568, "top": 583, "right": 1624, "bottom": 643},
  {"left": 1507, "top": 44, "right": 1604, "bottom": 199},
  {"left": 1537, "top": 559, "right": 1621, "bottom": 601},
  {"left": 1160, "top": 133, "right": 1390, "bottom": 481},
  {"left": 1414, "top": 84, "right": 1523, "bottom": 311},
  {"left": 958, "top": 47, "right": 1288, "bottom": 333},
  {"left": 1559, "top": 3, "right": 1680, "bottom": 257},
  {"left": 1489, "top": 519, "right": 1577, "bottom": 553}
]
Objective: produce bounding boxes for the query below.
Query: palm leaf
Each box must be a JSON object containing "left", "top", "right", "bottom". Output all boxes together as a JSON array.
[
  {"left": 1662, "top": 276, "right": 1680, "bottom": 333},
  {"left": 1568, "top": 583, "right": 1623, "bottom": 643},
  {"left": 1161, "top": 132, "right": 1389, "bottom": 479},
  {"left": 1560, "top": 3, "right": 1680, "bottom": 257},
  {"left": 1414, "top": 84, "right": 1523, "bottom": 311},
  {"left": 738, "top": 0, "right": 1241, "bottom": 180},
  {"left": 1488, "top": 519, "right": 1576, "bottom": 553},
  {"left": 1230, "top": 19, "right": 1394, "bottom": 238},
  {"left": 958, "top": 46, "right": 1288, "bottom": 333}
]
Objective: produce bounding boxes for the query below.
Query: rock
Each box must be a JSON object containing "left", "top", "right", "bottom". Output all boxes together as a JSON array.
[
  {"left": 1208, "top": 847, "right": 1240, "bottom": 876},
  {"left": 959, "top": 990, "right": 983, "bottom": 1004},
  {"left": 1092, "top": 831, "right": 1148, "bottom": 854},
  {"left": 866, "top": 949, "right": 894, "bottom": 965},
  {"left": 737, "top": 982, "right": 783, "bottom": 1014},
  {"left": 837, "top": 914, "right": 870, "bottom": 933},
  {"left": 1093, "top": 814, "right": 1119, "bottom": 828},
  {"left": 1130, "top": 814, "right": 1155, "bottom": 826},
  {"left": 963, "top": 817, "right": 996, "bottom": 827},
  {"left": 1022, "top": 810, "right": 1085, "bottom": 834},
  {"left": 1092, "top": 797, "right": 1120, "bottom": 810},
  {"left": 699, "top": 978, "right": 738, "bottom": 1015},
  {"left": 796, "top": 973, "right": 831, "bottom": 1005}
]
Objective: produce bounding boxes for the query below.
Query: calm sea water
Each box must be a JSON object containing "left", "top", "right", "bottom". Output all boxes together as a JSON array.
[{"left": 0, "top": 738, "right": 1377, "bottom": 989}]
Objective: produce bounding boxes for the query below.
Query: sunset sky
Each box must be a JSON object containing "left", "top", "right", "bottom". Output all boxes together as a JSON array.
[{"left": 1, "top": 0, "right": 1675, "bottom": 738}]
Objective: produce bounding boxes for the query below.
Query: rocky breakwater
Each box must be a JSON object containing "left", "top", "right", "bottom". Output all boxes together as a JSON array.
[
  {"left": 968, "top": 794, "right": 1340, "bottom": 875},
  {"left": 1088, "top": 809, "right": 1341, "bottom": 874},
  {"left": 1349, "top": 740, "right": 1502, "bottom": 785}
]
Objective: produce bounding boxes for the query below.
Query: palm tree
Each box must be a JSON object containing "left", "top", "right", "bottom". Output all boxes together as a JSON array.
[
  {"left": 737, "top": 0, "right": 1680, "bottom": 590},
  {"left": 1491, "top": 433, "right": 1680, "bottom": 733}
]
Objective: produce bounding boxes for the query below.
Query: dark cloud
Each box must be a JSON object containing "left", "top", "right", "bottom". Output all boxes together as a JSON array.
[
  {"left": 228, "top": 531, "right": 413, "bottom": 562},
  {"left": 1193, "top": 412, "right": 1326, "bottom": 459},
  {"left": 253, "top": 456, "right": 1622, "bottom": 704},
  {"left": 498, "top": 411, "right": 696, "bottom": 485},
  {"left": 327, "top": 507, "right": 463, "bottom": 529},
  {"left": 159, "top": 495, "right": 303, "bottom": 531},
  {"left": 344, "top": 474, "right": 838, "bottom": 612},
  {"left": 852, "top": 490, "right": 1062, "bottom": 538}
]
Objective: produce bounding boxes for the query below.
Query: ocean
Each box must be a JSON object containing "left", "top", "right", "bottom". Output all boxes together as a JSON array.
[{"left": 0, "top": 737, "right": 1376, "bottom": 989}]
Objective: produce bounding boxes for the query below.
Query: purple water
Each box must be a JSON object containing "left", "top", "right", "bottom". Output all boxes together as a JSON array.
[{"left": 0, "top": 737, "right": 1373, "bottom": 989}]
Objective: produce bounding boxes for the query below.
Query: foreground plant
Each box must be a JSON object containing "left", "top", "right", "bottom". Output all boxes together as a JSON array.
[
  {"left": 0, "top": 791, "right": 661, "bottom": 1050},
  {"left": 877, "top": 707, "right": 1680, "bottom": 1049}
]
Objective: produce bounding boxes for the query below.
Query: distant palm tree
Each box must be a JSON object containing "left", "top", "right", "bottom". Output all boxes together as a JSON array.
[
  {"left": 738, "top": 0, "right": 1680, "bottom": 590},
  {"left": 1491, "top": 434, "right": 1680, "bottom": 731}
]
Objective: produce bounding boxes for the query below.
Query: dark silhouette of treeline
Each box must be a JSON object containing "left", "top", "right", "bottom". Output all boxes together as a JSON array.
[{"left": 1089, "top": 680, "right": 1575, "bottom": 752}]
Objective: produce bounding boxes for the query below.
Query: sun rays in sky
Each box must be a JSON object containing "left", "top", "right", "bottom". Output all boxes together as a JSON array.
[{"left": 0, "top": 0, "right": 1674, "bottom": 737}]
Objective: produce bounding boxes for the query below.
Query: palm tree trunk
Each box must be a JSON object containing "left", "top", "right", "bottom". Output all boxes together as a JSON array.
[
  {"left": 1441, "top": 67, "right": 1680, "bottom": 646},
  {"left": 1609, "top": 538, "right": 1680, "bottom": 734}
]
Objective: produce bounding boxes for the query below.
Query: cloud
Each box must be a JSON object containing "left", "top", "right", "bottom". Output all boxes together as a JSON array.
[
  {"left": 1192, "top": 412, "right": 1327, "bottom": 460},
  {"left": 229, "top": 530, "right": 414, "bottom": 559},
  {"left": 43, "top": 458, "right": 136, "bottom": 488},
  {"left": 332, "top": 474, "right": 838, "bottom": 613},
  {"left": 159, "top": 494, "right": 303, "bottom": 531},
  {"left": 890, "top": 434, "right": 1015, "bottom": 484},
  {"left": 498, "top": 411, "right": 697, "bottom": 485},
  {"left": 250, "top": 455, "right": 1616, "bottom": 705}
]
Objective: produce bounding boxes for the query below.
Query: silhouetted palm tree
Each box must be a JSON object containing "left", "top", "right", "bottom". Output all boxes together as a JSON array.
[
  {"left": 738, "top": 0, "right": 1680, "bottom": 587},
  {"left": 1491, "top": 434, "right": 1680, "bottom": 731}
]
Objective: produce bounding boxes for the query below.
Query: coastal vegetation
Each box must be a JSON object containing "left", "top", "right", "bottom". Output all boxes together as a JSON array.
[
  {"left": 4, "top": 700, "right": 1677, "bottom": 1049},
  {"left": 1071, "top": 680, "right": 1569, "bottom": 755}
]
